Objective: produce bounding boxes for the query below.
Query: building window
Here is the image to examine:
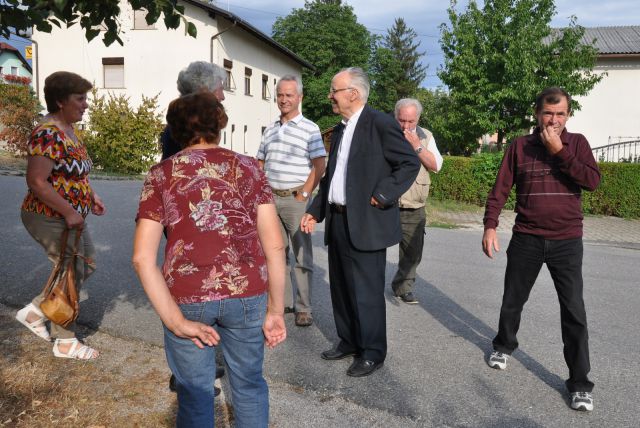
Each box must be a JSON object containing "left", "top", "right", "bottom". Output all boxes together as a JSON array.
[
  {"left": 244, "top": 67, "right": 252, "bottom": 96},
  {"left": 262, "top": 74, "right": 270, "bottom": 100},
  {"left": 273, "top": 78, "right": 277, "bottom": 103},
  {"left": 0, "top": 66, "right": 4, "bottom": 75},
  {"left": 11, "top": 66, "right": 18, "bottom": 75},
  {"left": 243, "top": 125, "right": 248, "bottom": 154},
  {"left": 103, "top": 57, "right": 125, "bottom": 88},
  {"left": 223, "top": 59, "right": 234, "bottom": 92},
  {"left": 133, "top": 9, "right": 155, "bottom": 30}
]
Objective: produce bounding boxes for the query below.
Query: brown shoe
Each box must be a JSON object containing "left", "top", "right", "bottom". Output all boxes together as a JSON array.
[{"left": 295, "top": 312, "right": 313, "bottom": 327}]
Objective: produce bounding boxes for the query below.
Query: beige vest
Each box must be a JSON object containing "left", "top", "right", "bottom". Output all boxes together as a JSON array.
[{"left": 398, "top": 127, "right": 433, "bottom": 209}]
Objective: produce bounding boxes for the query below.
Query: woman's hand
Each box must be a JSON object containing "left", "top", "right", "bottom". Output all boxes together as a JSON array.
[
  {"left": 263, "top": 312, "right": 286, "bottom": 349},
  {"left": 91, "top": 193, "right": 106, "bottom": 216},
  {"left": 172, "top": 318, "right": 220, "bottom": 349},
  {"left": 64, "top": 210, "right": 85, "bottom": 229}
]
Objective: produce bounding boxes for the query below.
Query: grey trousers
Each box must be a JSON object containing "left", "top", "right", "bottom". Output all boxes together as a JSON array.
[
  {"left": 274, "top": 195, "right": 314, "bottom": 313},
  {"left": 21, "top": 210, "right": 96, "bottom": 339},
  {"left": 391, "top": 207, "right": 426, "bottom": 296}
]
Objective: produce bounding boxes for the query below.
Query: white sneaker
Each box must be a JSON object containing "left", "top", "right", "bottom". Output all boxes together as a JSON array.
[
  {"left": 487, "top": 351, "right": 509, "bottom": 370},
  {"left": 570, "top": 392, "right": 593, "bottom": 411}
]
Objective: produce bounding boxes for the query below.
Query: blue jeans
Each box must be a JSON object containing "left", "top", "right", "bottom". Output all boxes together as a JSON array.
[{"left": 163, "top": 293, "right": 269, "bottom": 428}]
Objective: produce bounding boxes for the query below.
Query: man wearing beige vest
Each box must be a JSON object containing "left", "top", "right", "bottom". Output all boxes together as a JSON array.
[{"left": 392, "top": 98, "right": 443, "bottom": 304}]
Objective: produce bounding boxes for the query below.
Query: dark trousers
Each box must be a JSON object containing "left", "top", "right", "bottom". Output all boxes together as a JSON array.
[
  {"left": 493, "top": 232, "right": 594, "bottom": 392},
  {"left": 328, "top": 209, "right": 387, "bottom": 363},
  {"left": 392, "top": 208, "right": 426, "bottom": 296}
]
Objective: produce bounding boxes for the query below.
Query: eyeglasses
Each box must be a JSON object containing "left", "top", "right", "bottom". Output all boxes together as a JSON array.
[{"left": 329, "top": 87, "right": 353, "bottom": 95}]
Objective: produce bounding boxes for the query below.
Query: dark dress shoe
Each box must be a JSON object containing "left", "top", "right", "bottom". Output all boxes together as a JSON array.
[
  {"left": 321, "top": 348, "right": 357, "bottom": 360},
  {"left": 399, "top": 292, "right": 419, "bottom": 304},
  {"left": 295, "top": 312, "right": 313, "bottom": 327},
  {"left": 347, "top": 359, "right": 384, "bottom": 377}
]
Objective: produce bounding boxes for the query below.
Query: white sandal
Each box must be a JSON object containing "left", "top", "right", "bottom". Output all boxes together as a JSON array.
[
  {"left": 52, "top": 338, "right": 99, "bottom": 360},
  {"left": 16, "top": 303, "right": 51, "bottom": 342}
]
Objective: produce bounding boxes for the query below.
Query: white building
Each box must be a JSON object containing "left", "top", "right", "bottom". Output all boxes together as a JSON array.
[
  {"left": 31, "top": 0, "right": 314, "bottom": 156},
  {"left": 570, "top": 26, "right": 640, "bottom": 156}
]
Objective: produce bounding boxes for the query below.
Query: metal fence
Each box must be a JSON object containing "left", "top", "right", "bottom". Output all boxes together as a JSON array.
[{"left": 592, "top": 139, "right": 640, "bottom": 163}]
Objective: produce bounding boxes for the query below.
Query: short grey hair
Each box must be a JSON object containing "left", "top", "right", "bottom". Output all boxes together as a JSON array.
[
  {"left": 394, "top": 98, "right": 423, "bottom": 119},
  {"left": 177, "top": 61, "right": 226, "bottom": 96},
  {"left": 277, "top": 74, "right": 303, "bottom": 95},
  {"left": 341, "top": 67, "right": 370, "bottom": 103}
]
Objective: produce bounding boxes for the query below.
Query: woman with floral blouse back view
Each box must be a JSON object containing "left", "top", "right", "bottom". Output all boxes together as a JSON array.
[{"left": 133, "top": 91, "right": 287, "bottom": 428}]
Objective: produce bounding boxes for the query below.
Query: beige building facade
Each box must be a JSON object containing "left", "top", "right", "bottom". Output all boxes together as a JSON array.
[{"left": 30, "top": 0, "right": 313, "bottom": 157}]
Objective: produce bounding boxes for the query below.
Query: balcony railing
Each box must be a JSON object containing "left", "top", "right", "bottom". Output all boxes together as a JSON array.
[{"left": 592, "top": 138, "right": 640, "bottom": 163}]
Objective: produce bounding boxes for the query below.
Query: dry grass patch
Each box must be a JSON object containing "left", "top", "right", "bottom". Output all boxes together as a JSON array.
[{"left": 0, "top": 306, "right": 177, "bottom": 427}]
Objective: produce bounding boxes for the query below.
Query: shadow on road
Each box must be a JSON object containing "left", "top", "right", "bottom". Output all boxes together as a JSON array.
[{"left": 399, "top": 275, "right": 566, "bottom": 398}]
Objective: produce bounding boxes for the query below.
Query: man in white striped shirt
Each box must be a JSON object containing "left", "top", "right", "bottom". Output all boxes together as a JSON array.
[{"left": 257, "top": 75, "right": 326, "bottom": 327}]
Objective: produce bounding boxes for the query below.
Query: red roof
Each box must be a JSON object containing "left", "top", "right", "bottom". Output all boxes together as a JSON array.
[{"left": 0, "top": 42, "right": 19, "bottom": 52}]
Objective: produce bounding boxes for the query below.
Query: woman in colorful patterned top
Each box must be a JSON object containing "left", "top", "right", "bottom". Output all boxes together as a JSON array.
[
  {"left": 133, "top": 92, "right": 286, "bottom": 427},
  {"left": 16, "top": 71, "right": 106, "bottom": 360}
]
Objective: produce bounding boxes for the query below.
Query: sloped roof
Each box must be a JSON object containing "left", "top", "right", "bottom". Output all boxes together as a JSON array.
[
  {"left": 181, "top": 0, "right": 315, "bottom": 71},
  {"left": 581, "top": 26, "right": 640, "bottom": 55},
  {"left": 0, "top": 42, "right": 32, "bottom": 73}
]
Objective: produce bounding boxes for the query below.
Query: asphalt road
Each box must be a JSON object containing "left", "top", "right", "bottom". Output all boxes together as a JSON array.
[{"left": 1, "top": 175, "right": 638, "bottom": 427}]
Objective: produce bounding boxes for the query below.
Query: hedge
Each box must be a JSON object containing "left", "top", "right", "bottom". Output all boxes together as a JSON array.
[{"left": 430, "top": 153, "right": 640, "bottom": 219}]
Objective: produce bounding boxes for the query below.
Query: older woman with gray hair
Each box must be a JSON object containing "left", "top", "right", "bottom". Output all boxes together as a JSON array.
[{"left": 161, "top": 61, "right": 227, "bottom": 160}]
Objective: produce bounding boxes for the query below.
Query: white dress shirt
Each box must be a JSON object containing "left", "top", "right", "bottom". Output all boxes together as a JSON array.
[{"left": 328, "top": 106, "right": 364, "bottom": 205}]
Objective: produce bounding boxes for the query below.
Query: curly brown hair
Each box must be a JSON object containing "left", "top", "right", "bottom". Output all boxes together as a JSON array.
[
  {"left": 166, "top": 91, "right": 228, "bottom": 149},
  {"left": 43, "top": 71, "right": 92, "bottom": 113}
]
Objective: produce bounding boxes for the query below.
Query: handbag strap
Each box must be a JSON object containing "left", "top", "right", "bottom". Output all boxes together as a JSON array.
[{"left": 57, "top": 227, "right": 84, "bottom": 263}]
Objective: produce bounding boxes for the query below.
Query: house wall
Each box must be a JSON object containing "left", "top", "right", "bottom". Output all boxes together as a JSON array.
[
  {"left": 213, "top": 21, "right": 302, "bottom": 155},
  {"left": 570, "top": 57, "right": 640, "bottom": 149},
  {"left": 0, "top": 51, "right": 31, "bottom": 78},
  {"left": 31, "top": 0, "right": 304, "bottom": 158}
]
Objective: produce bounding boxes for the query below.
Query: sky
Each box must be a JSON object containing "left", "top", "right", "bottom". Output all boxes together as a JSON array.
[
  {"left": 3, "top": 0, "right": 639, "bottom": 88},
  {"left": 215, "top": 0, "right": 640, "bottom": 88}
]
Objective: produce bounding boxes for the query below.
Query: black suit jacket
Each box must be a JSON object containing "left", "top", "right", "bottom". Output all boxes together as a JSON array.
[{"left": 307, "top": 105, "right": 420, "bottom": 251}]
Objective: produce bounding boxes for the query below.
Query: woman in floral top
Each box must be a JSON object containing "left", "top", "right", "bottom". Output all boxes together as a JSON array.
[
  {"left": 133, "top": 92, "right": 286, "bottom": 427},
  {"left": 16, "top": 71, "right": 106, "bottom": 360}
]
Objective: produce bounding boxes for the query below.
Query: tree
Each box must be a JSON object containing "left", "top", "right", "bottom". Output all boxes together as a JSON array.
[
  {"left": 439, "top": 0, "right": 602, "bottom": 149},
  {"left": 417, "top": 87, "right": 478, "bottom": 155},
  {"left": 0, "top": 0, "right": 196, "bottom": 46},
  {"left": 0, "top": 76, "right": 41, "bottom": 156},
  {"left": 371, "top": 18, "right": 426, "bottom": 112},
  {"left": 272, "top": 0, "right": 373, "bottom": 130},
  {"left": 83, "top": 89, "right": 163, "bottom": 174}
]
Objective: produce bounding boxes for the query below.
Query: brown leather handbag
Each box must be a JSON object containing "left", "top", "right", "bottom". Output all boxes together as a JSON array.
[{"left": 39, "top": 228, "right": 81, "bottom": 327}]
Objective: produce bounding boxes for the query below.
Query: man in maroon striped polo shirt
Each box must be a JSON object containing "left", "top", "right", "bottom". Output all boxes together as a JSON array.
[{"left": 482, "top": 87, "right": 600, "bottom": 412}]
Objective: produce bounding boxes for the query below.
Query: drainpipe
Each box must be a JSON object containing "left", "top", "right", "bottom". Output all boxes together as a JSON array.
[
  {"left": 210, "top": 21, "right": 237, "bottom": 63},
  {"left": 31, "top": 39, "right": 39, "bottom": 99}
]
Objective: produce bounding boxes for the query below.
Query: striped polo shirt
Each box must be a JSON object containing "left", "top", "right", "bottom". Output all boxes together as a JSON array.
[{"left": 256, "top": 113, "right": 325, "bottom": 190}]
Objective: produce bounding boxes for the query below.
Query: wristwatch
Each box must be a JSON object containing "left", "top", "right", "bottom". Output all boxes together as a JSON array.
[
  {"left": 300, "top": 191, "right": 310, "bottom": 199},
  {"left": 415, "top": 146, "right": 423, "bottom": 154}
]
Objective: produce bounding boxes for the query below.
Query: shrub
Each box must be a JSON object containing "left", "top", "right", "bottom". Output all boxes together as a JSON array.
[
  {"left": 430, "top": 155, "right": 638, "bottom": 219},
  {"left": 0, "top": 79, "right": 41, "bottom": 157},
  {"left": 83, "top": 89, "right": 163, "bottom": 174},
  {"left": 429, "top": 156, "right": 477, "bottom": 203},
  {"left": 430, "top": 153, "right": 515, "bottom": 208},
  {"left": 583, "top": 163, "right": 640, "bottom": 218}
]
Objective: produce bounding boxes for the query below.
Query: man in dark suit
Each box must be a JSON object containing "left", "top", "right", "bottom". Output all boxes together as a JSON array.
[{"left": 300, "top": 67, "right": 420, "bottom": 377}]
